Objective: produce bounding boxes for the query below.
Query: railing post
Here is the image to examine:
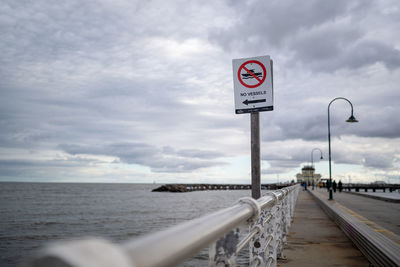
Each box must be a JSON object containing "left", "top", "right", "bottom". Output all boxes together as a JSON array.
[
  {"left": 249, "top": 209, "right": 268, "bottom": 266},
  {"left": 280, "top": 191, "right": 290, "bottom": 257},
  {"left": 290, "top": 187, "right": 299, "bottom": 217},
  {"left": 209, "top": 229, "right": 240, "bottom": 266},
  {"left": 290, "top": 189, "right": 295, "bottom": 216},
  {"left": 249, "top": 194, "right": 280, "bottom": 267},
  {"left": 247, "top": 187, "right": 299, "bottom": 267},
  {"left": 275, "top": 196, "right": 284, "bottom": 260},
  {"left": 265, "top": 205, "right": 278, "bottom": 267}
]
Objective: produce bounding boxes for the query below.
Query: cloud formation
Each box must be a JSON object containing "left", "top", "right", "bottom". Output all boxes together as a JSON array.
[
  {"left": 1, "top": 0, "right": 400, "bottom": 183},
  {"left": 59, "top": 143, "right": 227, "bottom": 173}
]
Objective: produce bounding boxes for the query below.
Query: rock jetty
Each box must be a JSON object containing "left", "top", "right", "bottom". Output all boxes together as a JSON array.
[
  {"left": 152, "top": 184, "right": 189, "bottom": 192},
  {"left": 152, "top": 183, "right": 294, "bottom": 192}
]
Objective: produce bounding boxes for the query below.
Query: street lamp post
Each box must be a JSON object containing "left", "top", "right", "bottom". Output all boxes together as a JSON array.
[
  {"left": 311, "top": 148, "right": 323, "bottom": 190},
  {"left": 328, "top": 97, "right": 358, "bottom": 200}
]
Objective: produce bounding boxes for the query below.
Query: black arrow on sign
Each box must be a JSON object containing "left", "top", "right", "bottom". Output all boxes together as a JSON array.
[{"left": 243, "top": 99, "right": 266, "bottom": 105}]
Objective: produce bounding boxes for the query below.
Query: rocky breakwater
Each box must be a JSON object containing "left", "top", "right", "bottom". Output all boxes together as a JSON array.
[
  {"left": 152, "top": 184, "right": 189, "bottom": 192},
  {"left": 152, "top": 183, "right": 296, "bottom": 192}
]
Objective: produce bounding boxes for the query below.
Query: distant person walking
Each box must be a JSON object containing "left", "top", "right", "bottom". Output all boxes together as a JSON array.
[
  {"left": 338, "top": 180, "right": 343, "bottom": 192},
  {"left": 303, "top": 182, "right": 307, "bottom": 191},
  {"left": 333, "top": 180, "right": 337, "bottom": 193}
]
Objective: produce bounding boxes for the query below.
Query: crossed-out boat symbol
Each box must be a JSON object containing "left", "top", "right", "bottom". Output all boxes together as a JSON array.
[{"left": 241, "top": 69, "right": 262, "bottom": 79}]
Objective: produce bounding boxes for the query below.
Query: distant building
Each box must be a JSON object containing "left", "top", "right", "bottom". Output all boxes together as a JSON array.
[{"left": 296, "top": 165, "right": 321, "bottom": 184}]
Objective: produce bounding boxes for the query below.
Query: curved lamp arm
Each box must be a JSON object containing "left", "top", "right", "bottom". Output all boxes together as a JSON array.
[
  {"left": 311, "top": 148, "right": 323, "bottom": 167},
  {"left": 328, "top": 97, "right": 358, "bottom": 123}
]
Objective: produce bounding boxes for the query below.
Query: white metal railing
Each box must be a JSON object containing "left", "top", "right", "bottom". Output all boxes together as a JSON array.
[{"left": 24, "top": 184, "right": 299, "bottom": 267}]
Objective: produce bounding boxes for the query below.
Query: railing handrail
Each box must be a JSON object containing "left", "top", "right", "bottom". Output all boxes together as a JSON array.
[{"left": 25, "top": 185, "right": 299, "bottom": 267}]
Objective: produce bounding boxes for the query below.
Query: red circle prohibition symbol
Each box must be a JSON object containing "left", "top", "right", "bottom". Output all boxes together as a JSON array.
[{"left": 237, "top": 60, "right": 267, "bottom": 88}]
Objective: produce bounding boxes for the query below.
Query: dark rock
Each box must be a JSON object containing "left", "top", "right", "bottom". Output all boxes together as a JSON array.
[
  {"left": 152, "top": 184, "right": 188, "bottom": 193},
  {"left": 152, "top": 185, "right": 169, "bottom": 192}
]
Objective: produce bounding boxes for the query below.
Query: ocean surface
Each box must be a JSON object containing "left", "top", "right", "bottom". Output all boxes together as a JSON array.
[{"left": 0, "top": 182, "right": 258, "bottom": 266}]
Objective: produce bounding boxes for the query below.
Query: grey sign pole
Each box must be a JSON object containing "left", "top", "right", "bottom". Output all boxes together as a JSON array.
[
  {"left": 251, "top": 112, "right": 261, "bottom": 199},
  {"left": 250, "top": 60, "right": 272, "bottom": 199},
  {"left": 232, "top": 56, "right": 274, "bottom": 200}
]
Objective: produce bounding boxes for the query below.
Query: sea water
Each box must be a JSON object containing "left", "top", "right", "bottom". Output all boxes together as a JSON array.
[{"left": 0, "top": 182, "right": 255, "bottom": 266}]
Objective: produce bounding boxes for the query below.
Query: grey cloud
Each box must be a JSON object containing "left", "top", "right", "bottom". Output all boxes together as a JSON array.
[
  {"left": 329, "top": 149, "right": 363, "bottom": 166},
  {"left": 333, "top": 150, "right": 395, "bottom": 170},
  {"left": 352, "top": 108, "right": 400, "bottom": 139},
  {"left": 262, "top": 137, "right": 396, "bottom": 175},
  {"left": 290, "top": 28, "right": 361, "bottom": 62},
  {"left": 0, "top": 157, "right": 100, "bottom": 180},
  {"left": 1, "top": 0, "right": 399, "bottom": 183},
  {"left": 0, "top": 159, "right": 49, "bottom": 178},
  {"left": 347, "top": 41, "right": 400, "bottom": 70},
  {"left": 363, "top": 155, "right": 393, "bottom": 169},
  {"left": 162, "top": 146, "right": 226, "bottom": 159},
  {"left": 0, "top": 1, "right": 134, "bottom": 63},
  {"left": 261, "top": 144, "right": 326, "bottom": 174},
  {"left": 151, "top": 159, "right": 226, "bottom": 173},
  {"left": 291, "top": 37, "right": 400, "bottom": 71},
  {"left": 60, "top": 143, "right": 157, "bottom": 162},
  {"left": 60, "top": 142, "right": 226, "bottom": 173},
  {"left": 0, "top": 0, "right": 222, "bottom": 73},
  {"left": 262, "top": 160, "right": 303, "bottom": 175},
  {"left": 0, "top": 75, "right": 197, "bottom": 149},
  {"left": 260, "top": 110, "right": 336, "bottom": 142},
  {"left": 259, "top": 98, "right": 400, "bottom": 143},
  {"left": 262, "top": 167, "right": 291, "bottom": 175},
  {"left": 213, "top": 0, "right": 352, "bottom": 49},
  {"left": 212, "top": 0, "right": 400, "bottom": 72},
  {"left": 315, "top": 141, "right": 397, "bottom": 170}
]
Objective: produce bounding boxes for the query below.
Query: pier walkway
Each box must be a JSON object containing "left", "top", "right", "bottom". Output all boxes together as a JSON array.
[
  {"left": 279, "top": 189, "right": 370, "bottom": 266},
  {"left": 321, "top": 189, "right": 400, "bottom": 236}
]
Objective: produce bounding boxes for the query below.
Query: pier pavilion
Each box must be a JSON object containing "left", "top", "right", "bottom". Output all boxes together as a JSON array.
[{"left": 296, "top": 165, "right": 321, "bottom": 185}]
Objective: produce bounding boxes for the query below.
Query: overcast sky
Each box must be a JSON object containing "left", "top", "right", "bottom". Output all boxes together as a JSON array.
[{"left": 1, "top": 0, "right": 399, "bottom": 184}]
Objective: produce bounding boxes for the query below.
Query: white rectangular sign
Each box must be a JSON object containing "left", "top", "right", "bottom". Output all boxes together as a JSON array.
[{"left": 232, "top": 55, "right": 273, "bottom": 114}]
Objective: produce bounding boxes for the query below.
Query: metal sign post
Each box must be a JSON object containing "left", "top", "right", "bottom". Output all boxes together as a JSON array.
[
  {"left": 233, "top": 55, "right": 274, "bottom": 199},
  {"left": 251, "top": 112, "right": 261, "bottom": 199}
]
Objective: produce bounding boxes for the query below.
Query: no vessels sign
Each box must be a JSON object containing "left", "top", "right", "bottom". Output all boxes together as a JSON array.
[{"left": 232, "top": 55, "right": 273, "bottom": 114}]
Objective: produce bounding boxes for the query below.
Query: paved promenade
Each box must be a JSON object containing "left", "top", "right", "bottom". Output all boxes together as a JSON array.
[
  {"left": 316, "top": 188, "right": 400, "bottom": 237},
  {"left": 279, "top": 189, "right": 370, "bottom": 266},
  {"left": 353, "top": 191, "right": 400, "bottom": 202}
]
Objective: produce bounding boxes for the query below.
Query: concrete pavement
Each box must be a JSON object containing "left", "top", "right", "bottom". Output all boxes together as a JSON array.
[
  {"left": 278, "top": 189, "right": 370, "bottom": 267},
  {"left": 316, "top": 188, "right": 400, "bottom": 236},
  {"left": 346, "top": 191, "right": 400, "bottom": 203}
]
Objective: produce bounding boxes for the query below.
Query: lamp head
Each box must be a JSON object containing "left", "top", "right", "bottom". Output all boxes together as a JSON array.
[
  {"left": 346, "top": 115, "right": 358, "bottom": 123},
  {"left": 320, "top": 156, "right": 323, "bottom": 160}
]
